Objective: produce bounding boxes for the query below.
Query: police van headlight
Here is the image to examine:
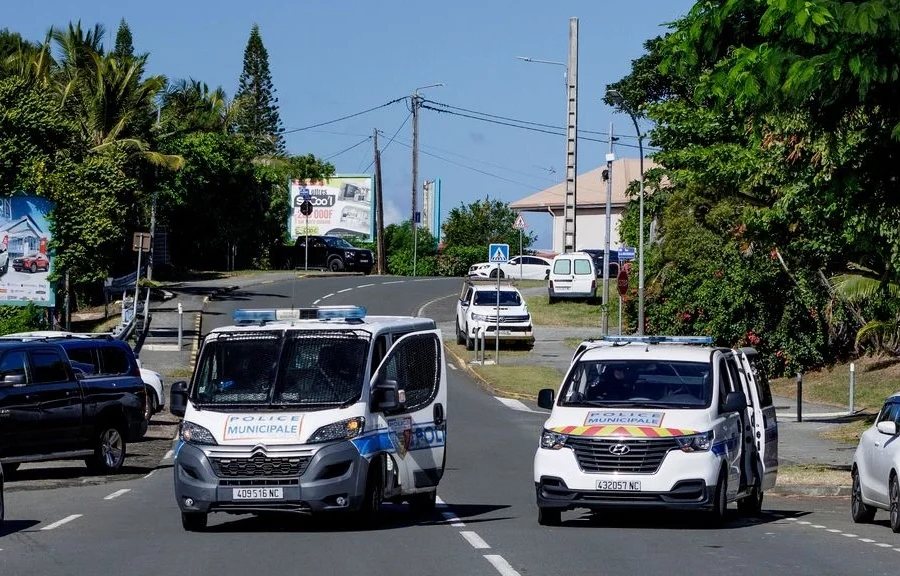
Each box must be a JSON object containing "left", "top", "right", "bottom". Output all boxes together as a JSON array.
[
  {"left": 180, "top": 421, "right": 217, "bottom": 446},
  {"left": 540, "top": 429, "right": 568, "bottom": 450},
  {"left": 308, "top": 417, "right": 366, "bottom": 444},
  {"left": 675, "top": 431, "right": 713, "bottom": 452}
]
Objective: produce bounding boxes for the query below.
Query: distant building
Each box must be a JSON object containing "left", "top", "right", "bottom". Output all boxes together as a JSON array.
[{"left": 0, "top": 214, "right": 48, "bottom": 258}]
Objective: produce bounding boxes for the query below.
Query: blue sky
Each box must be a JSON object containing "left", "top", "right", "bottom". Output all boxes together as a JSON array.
[{"left": 4, "top": 0, "right": 696, "bottom": 249}]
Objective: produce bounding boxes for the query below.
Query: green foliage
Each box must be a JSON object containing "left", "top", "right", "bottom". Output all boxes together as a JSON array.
[
  {"left": 234, "top": 24, "right": 285, "bottom": 156},
  {"left": 112, "top": 19, "right": 134, "bottom": 60},
  {"left": 437, "top": 245, "right": 484, "bottom": 277},
  {"left": 0, "top": 303, "right": 46, "bottom": 335},
  {"left": 442, "top": 197, "right": 535, "bottom": 251}
]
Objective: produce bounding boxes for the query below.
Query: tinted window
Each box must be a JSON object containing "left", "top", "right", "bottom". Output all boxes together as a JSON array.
[
  {"left": 30, "top": 350, "right": 69, "bottom": 383},
  {"left": 553, "top": 259, "right": 571, "bottom": 275},
  {"left": 878, "top": 403, "right": 900, "bottom": 424},
  {"left": 746, "top": 354, "right": 774, "bottom": 407},
  {"left": 473, "top": 290, "right": 521, "bottom": 306},
  {"left": 574, "top": 259, "right": 593, "bottom": 275},
  {"left": 100, "top": 346, "right": 131, "bottom": 375},
  {"left": 65, "top": 347, "right": 98, "bottom": 375},
  {"left": 0, "top": 350, "right": 28, "bottom": 382},
  {"left": 382, "top": 333, "right": 440, "bottom": 412},
  {"left": 718, "top": 357, "right": 734, "bottom": 406}
]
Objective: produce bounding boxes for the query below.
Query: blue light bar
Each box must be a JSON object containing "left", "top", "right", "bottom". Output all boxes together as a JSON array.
[
  {"left": 604, "top": 335, "right": 714, "bottom": 345},
  {"left": 232, "top": 306, "right": 367, "bottom": 324}
]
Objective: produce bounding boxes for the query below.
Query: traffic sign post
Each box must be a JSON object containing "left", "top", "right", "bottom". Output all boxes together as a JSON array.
[
  {"left": 132, "top": 232, "right": 150, "bottom": 322},
  {"left": 513, "top": 214, "right": 526, "bottom": 280},
  {"left": 617, "top": 267, "right": 629, "bottom": 335},
  {"left": 299, "top": 200, "right": 313, "bottom": 272},
  {"left": 618, "top": 246, "right": 636, "bottom": 260},
  {"left": 488, "top": 244, "right": 509, "bottom": 364}
]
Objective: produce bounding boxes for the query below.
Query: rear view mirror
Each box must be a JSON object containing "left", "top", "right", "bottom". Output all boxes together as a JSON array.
[
  {"left": 877, "top": 421, "right": 898, "bottom": 436},
  {"left": 373, "top": 378, "right": 402, "bottom": 412},
  {"left": 537, "top": 388, "right": 555, "bottom": 410},
  {"left": 2, "top": 373, "right": 24, "bottom": 386},
  {"left": 170, "top": 380, "right": 189, "bottom": 418}
]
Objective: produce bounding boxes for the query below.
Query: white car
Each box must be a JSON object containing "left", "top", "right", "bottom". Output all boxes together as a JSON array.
[
  {"left": 468, "top": 255, "right": 552, "bottom": 280},
  {"left": 455, "top": 279, "right": 534, "bottom": 350},
  {"left": 548, "top": 252, "right": 598, "bottom": 303},
  {"left": 851, "top": 393, "right": 900, "bottom": 533}
]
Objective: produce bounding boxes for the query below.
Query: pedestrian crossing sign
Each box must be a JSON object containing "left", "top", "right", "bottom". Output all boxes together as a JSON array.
[
  {"left": 489, "top": 243, "right": 509, "bottom": 263},
  {"left": 513, "top": 214, "right": 526, "bottom": 230}
]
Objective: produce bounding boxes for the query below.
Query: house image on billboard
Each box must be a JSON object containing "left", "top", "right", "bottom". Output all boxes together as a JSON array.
[{"left": 0, "top": 213, "right": 48, "bottom": 260}]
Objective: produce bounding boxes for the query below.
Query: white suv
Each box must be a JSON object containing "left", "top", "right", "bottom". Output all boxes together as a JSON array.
[{"left": 455, "top": 279, "right": 534, "bottom": 350}]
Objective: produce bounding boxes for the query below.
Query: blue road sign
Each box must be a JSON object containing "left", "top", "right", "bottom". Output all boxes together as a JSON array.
[
  {"left": 300, "top": 187, "right": 311, "bottom": 200},
  {"left": 618, "top": 246, "right": 636, "bottom": 260},
  {"left": 414, "top": 211, "right": 421, "bottom": 224},
  {"left": 489, "top": 243, "right": 510, "bottom": 263}
]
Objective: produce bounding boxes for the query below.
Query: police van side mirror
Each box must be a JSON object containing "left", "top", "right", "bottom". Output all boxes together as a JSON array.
[
  {"left": 537, "top": 388, "right": 555, "bottom": 410},
  {"left": 722, "top": 391, "right": 747, "bottom": 413},
  {"left": 170, "top": 381, "right": 188, "bottom": 418},
  {"left": 373, "top": 378, "right": 401, "bottom": 412}
]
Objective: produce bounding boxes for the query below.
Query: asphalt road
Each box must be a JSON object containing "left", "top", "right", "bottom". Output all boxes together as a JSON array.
[{"left": 2, "top": 274, "right": 899, "bottom": 575}]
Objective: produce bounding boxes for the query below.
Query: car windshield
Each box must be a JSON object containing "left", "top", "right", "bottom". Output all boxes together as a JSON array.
[
  {"left": 191, "top": 330, "right": 371, "bottom": 409},
  {"left": 324, "top": 237, "right": 353, "bottom": 249},
  {"left": 473, "top": 290, "right": 521, "bottom": 306},
  {"left": 558, "top": 359, "right": 712, "bottom": 408}
]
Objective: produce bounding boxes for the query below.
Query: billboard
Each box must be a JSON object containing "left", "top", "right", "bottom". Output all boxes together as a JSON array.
[
  {"left": 0, "top": 196, "right": 56, "bottom": 307},
  {"left": 288, "top": 175, "right": 375, "bottom": 241}
]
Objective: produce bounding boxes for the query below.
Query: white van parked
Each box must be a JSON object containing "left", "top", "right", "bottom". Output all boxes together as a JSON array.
[
  {"left": 169, "top": 305, "right": 447, "bottom": 531},
  {"left": 548, "top": 252, "right": 597, "bottom": 304},
  {"left": 533, "top": 335, "right": 778, "bottom": 526}
]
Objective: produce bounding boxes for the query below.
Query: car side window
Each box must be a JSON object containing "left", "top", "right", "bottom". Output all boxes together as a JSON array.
[
  {"left": 370, "top": 335, "right": 388, "bottom": 378},
  {"left": 0, "top": 350, "right": 29, "bottom": 383},
  {"left": 553, "top": 259, "right": 571, "bottom": 275},
  {"left": 717, "top": 356, "right": 734, "bottom": 407},
  {"left": 877, "top": 402, "right": 899, "bottom": 424},
  {"left": 30, "top": 350, "right": 69, "bottom": 384},
  {"left": 381, "top": 333, "right": 440, "bottom": 413},
  {"left": 99, "top": 345, "right": 131, "bottom": 375},
  {"left": 65, "top": 346, "right": 99, "bottom": 375},
  {"left": 574, "top": 259, "right": 593, "bottom": 275}
]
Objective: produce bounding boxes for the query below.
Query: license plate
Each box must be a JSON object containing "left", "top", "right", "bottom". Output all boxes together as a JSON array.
[
  {"left": 500, "top": 330, "right": 513, "bottom": 335},
  {"left": 597, "top": 480, "right": 641, "bottom": 491},
  {"left": 232, "top": 488, "right": 284, "bottom": 500}
]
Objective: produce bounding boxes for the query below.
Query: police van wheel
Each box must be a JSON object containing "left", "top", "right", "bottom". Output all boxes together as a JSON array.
[
  {"left": 709, "top": 468, "right": 728, "bottom": 525},
  {"left": 181, "top": 512, "right": 207, "bottom": 531},
  {"left": 538, "top": 507, "right": 561, "bottom": 526},
  {"left": 737, "top": 487, "right": 763, "bottom": 517},
  {"left": 360, "top": 461, "right": 383, "bottom": 523}
]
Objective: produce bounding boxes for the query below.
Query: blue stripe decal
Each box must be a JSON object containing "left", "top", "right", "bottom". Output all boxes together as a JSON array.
[
  {"left": 711, "top": 435, "right": 741, "bottom": 456},
  {"left": 351, "top": 422, "right": 446, "bottom": 458}
]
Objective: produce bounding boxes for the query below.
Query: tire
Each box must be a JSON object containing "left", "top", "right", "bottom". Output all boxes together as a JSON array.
[
  {"left": 465, "top": 325, "right": 474, "bottom": 351},
  {"left": 851, "top": 467, "right": 876, "bottom": 523},
  {"left": 456, "top": 321, "right": 465, "bottom": 345},
  {"left": 709, "top": 468, "right": 728, "bottom": 525},
  {"left": 359, "top": 460, "right": 383, "bottom": 525},
  {"left": 409, "top": 490, "right": 437, "bottom": 515},
  {"left": 181, "top": 511, "right": 207, "bottom": 531},
  {"left": 144, "top": 387, "right": 158, "bottom": 422},
  {"left": 0, "top": 477, "right": 4, "bottom": 526},
  {"left": 328, "top": 257, "right": 344, "bottom": 272},
  {"left": 489, "top": 268, "right": 504, "bottom": 279},
  {"left": 30, "top": 262, "right": 37, "bottom": 274},
  {"left": 737, "top": 486, "right": 763, "bottom": 517},
  {"left": 538, "top": 507, "right": 561, "bottom": 526},
  {"left": 890, "top": 475, "right": 900, "bottom": 534},
  {"left": 85, "top": 423, "right": 127, "bottom": 474}
]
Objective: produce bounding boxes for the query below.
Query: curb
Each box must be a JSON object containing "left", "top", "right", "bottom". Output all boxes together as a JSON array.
[
  {"left": 770, "top": 484, "right": 852, "bottom": 498},
  {"left": 442, "top": 342, "right": 537, "bottom": 402}
]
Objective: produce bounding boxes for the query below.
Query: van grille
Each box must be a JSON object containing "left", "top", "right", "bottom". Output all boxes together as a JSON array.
[
  {"left": 567, "top": 436, "right": 679, "bottom": 474},
  {"left": 210, "top": 454, "right": 311, "bottom": 478}
]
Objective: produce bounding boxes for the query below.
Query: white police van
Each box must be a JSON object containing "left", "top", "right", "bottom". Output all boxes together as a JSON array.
[
  {"left": 534, "top": 335, "right": 778, "bottom": 526},
  {"left": 169, "top": 305, "right": 447, "bottom": 531}
]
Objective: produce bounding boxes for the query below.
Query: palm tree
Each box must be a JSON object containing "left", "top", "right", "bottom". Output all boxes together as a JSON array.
[
  {"left": 160, "top": 78, "right": 243, "bottom": 136},
  {"left": 831, "top": 266, "right": 900, "bottom": 355}
]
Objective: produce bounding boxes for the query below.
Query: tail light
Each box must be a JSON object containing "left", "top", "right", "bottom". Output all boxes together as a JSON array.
[{"left": 591, "top": 280, "right": 596, "bottom": 292}]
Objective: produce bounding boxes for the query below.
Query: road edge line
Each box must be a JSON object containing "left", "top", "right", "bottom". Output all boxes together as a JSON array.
[{"left": 442, "top": 342, "right": 537, "bottom": 402}]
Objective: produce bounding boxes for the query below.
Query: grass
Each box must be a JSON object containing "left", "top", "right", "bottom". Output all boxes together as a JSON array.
[
  {"left": 526, "top": 286, "right": 623, "bottom": 328},
  {"left": 769, "top": 356, "right": 900, "bottom": 412},
  {"left": 777, "top": 464, "right": 850, "bottom": 487},
  {"left": 563, "top": 337, "right": 587, "bottom": 349},
  {"left": 474, "top": 364, "right": 565, "bottom": 398},
  {"left": 821, "top": 416, "right": 876, "bottom": 445},
  {"left": 445, "top": 340, "right": 534, "bottom": 360},
  {"left": 167, "top": 367, "right": 194, "bottom": 380},
  {"left": 90, "top": 316, "right": 121, "bottom": 333}
]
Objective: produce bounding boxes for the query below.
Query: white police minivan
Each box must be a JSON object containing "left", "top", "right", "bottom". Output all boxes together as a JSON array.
[
  {"left": 169, "top": 306, "right": 447, "bottom": 531},
  {"left": 534, "top": 335, "right": 778, "bottom": 526}
]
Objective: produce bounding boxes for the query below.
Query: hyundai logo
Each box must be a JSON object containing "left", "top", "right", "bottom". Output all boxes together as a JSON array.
[{"left": 609, "top": 444, "right": 630, "bottom": 455}]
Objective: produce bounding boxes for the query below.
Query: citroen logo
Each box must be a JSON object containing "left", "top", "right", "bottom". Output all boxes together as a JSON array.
[{"left": 609, "top": 444, "right": 630, "bottom": 455}]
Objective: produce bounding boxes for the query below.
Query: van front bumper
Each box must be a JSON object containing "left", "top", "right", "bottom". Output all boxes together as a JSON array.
[
  {"left": 536, "top": 476, "right": 715, "bottom": 511},
  {"left": 173, "top": 441, "right": 369, "bottom": 515}
]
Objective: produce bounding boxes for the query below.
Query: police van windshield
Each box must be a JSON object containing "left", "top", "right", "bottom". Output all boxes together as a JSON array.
[
  {"left": 191, "top": 330, "right": 371, "bottom": 409},
  {"left": 473, "top": 290, "right": 521, "bottom": 307},
  {"left": 559, "top": 359, "right": 712, "bottom": 409}
]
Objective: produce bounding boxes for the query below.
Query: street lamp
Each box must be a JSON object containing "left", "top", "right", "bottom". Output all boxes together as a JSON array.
[
  {"left": 516, "top": 56, "right": 568, "bottom": 89},
  {"left": 606, "top": 89, "right": 645, "bottom": 335},
  {"left": 411, "top": 83, "right": 444, "bottom": 277}
]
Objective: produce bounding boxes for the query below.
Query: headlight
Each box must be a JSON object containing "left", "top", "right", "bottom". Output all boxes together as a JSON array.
[
  {"left": 345, "top": 250, "right": 355, "bottom": 258},
  {"left": 540, "top": 429, "right": 568, "bottom": 450},
  {"left": 675, "top": 431, "right": 713, "bottom": 452},
  {"left": 308, "top": 417, "right": 365, "bottom": 444},
  {"left": 180, "top": 421, "right": 217, "bottom": 446},
  {"left": 472, "top": 313, "right": 489, "bottom": 321}
]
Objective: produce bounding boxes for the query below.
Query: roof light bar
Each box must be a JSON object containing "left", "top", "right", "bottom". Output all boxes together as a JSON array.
[
  {"left": 232, "top": 306, "right": 367, "bottom": 325},
  {"left": 604, "top": 335, "right": 714, "bottom": 345}
]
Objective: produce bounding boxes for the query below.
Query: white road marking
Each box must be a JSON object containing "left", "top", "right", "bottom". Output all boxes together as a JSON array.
[
  {"left": 413, "top": 279, "right": 430, "bottom": 282},
  {"left": 144, "top": 469, "right": 156, "bottom": 479},
  {"left": 447, "top": 363, "right": 458, "bottom": 370},
  {"left": 104, "top": 489, "right": 130, "bottom": 500},
  {"left": 321, "top": 293, "right": 334, "bottom": 299},
  {"left": 382, "top": 280, "right": 405, "bottom": 285},
  {"left": 436, "top": 497, "right": 465, "bottom": 526},
  {"left": 338, "top": 288, "right": 353, "bottom": 293},
  {"left": 494, "top": 396, "right": 539, "bottom": 413},
  {"left": 460, "top": 531, "right": 491, "bottom": 549},
  {"left": 842, "top": 533, "right": 858, "bottom": 538},
  {"left": 357, "top": 283, "right": 374, "bottom": 288},
  {"left": 41, "top": 515, "right": 82, "bottom": 530},
  {"left": 859, "top": 538, "right": 875, "bottom": 543},
  {"left": 875, "top": 543, "right": 893, "bottom": 548},
  {"left": 313, "top": 299, "right": 321, "bottom": 305},
  {"left": 811, "top": 525, "right": 826, "bottom": 528},
  {"left": 164, "top": 449, "right": 174, "bottom": 460},
  {"left": 484, "top": 555, "right": 522, "bottom": 576},
  {"left": 796, "top": 521, "right": 811, "bottom": 525},
  {"left": 827, "top": 529, "right": 842, "bottom": 533}
]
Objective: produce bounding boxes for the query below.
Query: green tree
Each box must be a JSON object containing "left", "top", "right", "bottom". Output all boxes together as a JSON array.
[
  {"left": 234, "top": 24, "right": 285, "bottom": 156},
  {"left": 442, "top": 197, "right": 535, "bottom": 253},
  {"left": 112, "top": 18, "right": 134, "bottom": 60}
]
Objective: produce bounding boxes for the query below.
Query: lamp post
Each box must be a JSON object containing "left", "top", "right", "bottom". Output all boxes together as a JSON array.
[
  {"left": 516, "top": 56, "right": 568, "bottom": 89},
  {"left": 607, "top": 89, "right": 645, "bottom": 335}
]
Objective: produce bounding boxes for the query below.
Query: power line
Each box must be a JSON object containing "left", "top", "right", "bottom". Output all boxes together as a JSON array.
[
  {"left": 362, "top": 112, "right": 411, "bottom": 172},
  {"left": 323, "top": 135, "right": 372, "bottom": 161},
  {"left": 283, "top": 97, "right": 407, "bottom": 134}
]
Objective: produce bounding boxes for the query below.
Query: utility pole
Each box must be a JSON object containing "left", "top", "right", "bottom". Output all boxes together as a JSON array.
[
  {"left": 601, "top": 123, "right": 614, "bottom": 335},
  {"left": 374, "top": 128, "right": 387, "bottom": 275},
  {"left": 411, "top": 92, "right": 420, "bottom": 243},
  {"left": 563, "top": 17, "right": 579, "bottom": 254}
]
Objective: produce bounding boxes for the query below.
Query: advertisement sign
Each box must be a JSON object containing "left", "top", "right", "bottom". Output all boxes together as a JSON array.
[
  {"left": 0, "top": 196, "right": 56, "bottom": 307},
  {"left": 288, "top": 175, "right": 374, "bottom": 241}
]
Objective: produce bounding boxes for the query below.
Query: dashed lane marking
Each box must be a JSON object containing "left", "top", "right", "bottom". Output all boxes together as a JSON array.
[
  {"left": 321, "top": 293, "right": 334, "bottom": 299},
  {"left": 338, "top": 288, "right": 353, "bottom": 293},
  {"left": 41, "top": 515, "right": 82, "bottom": 531},
  {"left": 313, "top": 299, "right": 321, "bottom": 305},
  {"left": 104, "top": 489, "right": 130, "bottom": 500},
  {"left": 382, "top": 281, "right": 405, "bottom": 285},
  {"left": 357, "top": 283, "right": 374, "bottom": 288},
  {"left": 484, "top": 555, "right": 523, "bottom": 576},
  {"left": 494, "top": 396, "right": 541, "bottom": 413},
  {"left": 460, "top": 531, "right": 491, "bottom": 550},
  {"left": 783, "top": 515, "right": 900, "bottom": 552},
  {"left": 447, "top": 363, "right": 458, "bottom": 370}
]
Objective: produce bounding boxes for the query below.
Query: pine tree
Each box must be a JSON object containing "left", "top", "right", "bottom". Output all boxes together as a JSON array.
[
  {"left": 113, "top": 18, "right": 134, "bottom": 60},
  {"left": 234, "top": 24, "right": 285, "bottom": 156}
]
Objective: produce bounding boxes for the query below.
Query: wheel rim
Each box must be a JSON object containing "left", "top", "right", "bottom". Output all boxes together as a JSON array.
[
  {"left": 852, "top": 473, "right": 861, "bottom": 515},
  {"left": 101, "top": 429, "right": 123, "bottom": 468},
  {"left": 891, "top": 480, "right": 899, "bottom": 527},
  {"left": 144, "top": 395, "right": 152, "bottom": 421}
]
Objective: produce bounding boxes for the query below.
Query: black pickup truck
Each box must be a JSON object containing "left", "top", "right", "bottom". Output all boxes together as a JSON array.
[
  {"left": 0, "top": 338, "right": 146, "bottom": 476},
  {"left": 292, "top": 235, "right": 374, "bottom": 273}
]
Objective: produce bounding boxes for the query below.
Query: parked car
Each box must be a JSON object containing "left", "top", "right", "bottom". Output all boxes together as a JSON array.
[
  {"left": 13, "top": 251, "right": 50, "bottom": 274},
  {"left": 0, "top": 336, "right": 146, "bottom": 476},
  {"left": 293, "top": 235, "right": 373, "bottom": 273},
  {"left": 579, "top": 248, "right": 620, "bottom": 278},
  {"left": 468, "top": 255, "right": 552, "bottom": 280},
  {"left": 0, "top": 245, "right": 8, "bottom": 276},
  {"left": 851, "top": 392, "right": 900, "bottom": 532},
  {"left": 456, "top": 278, "right": 534, "bottom": 350},
  {"left": 548, "top": 252, "right": 597, "bottom": 303}
]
